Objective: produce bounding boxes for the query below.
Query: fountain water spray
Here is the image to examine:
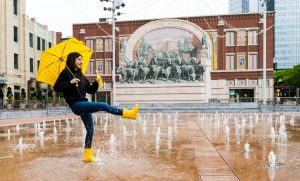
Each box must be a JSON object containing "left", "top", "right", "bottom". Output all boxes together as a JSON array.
[
  {"left": 167, "top": 127, "right": 173, "bottom": 150},
  {"left": 270, "top": 127, "right": 276, "bottom": 143},
  {"left": 18, "top": 137, "right": 24, "bottom": 149},
  {"left": 109, "top": 134, "right": 116, "bottom": 153},
  {"left": 39, "top": 131, "right": 44, "bottom": 148},
  {"left": 43, "top": 121, "right": 46, "bottom": 130},
  {"left": 244, "top": 142, "right": 250, "bottom": 160},
  {"left": 289, "top": 116, "right": 295, "bottom": 127},
  {"left": 268, "top": 150, "right": 276, "bottom": 169},
  {"left": 53, "top": 127, "right": 57, "bottom": 134},
  {"left": 143, "top": 120, "right": 147, "bottom": 135},
  {"left": 7, "top": 130, "right": 11, "bottom": 140},
  {"left": 82, "top": 126, "right": 86, "bottom": 148},
  {"left": 104, "top": 121, "right": 108, "bottom": 133},
  {"left": 244, "top": 142, "right": 250, "bottom": 152},
  {"left": 65, "top": 120, "right": 71, "bottom": 131},
  {"left": 122, "top": 126, "right": 128, "bottom": 141},
  {"left": 156, "top": 127, "right": 161, "bottom": 153},
  {"left": 225, "top": 126, "right": 230, "bottom": 138},
  {"left": 16, "top": 124, "right": 20, "bottom": 133}
]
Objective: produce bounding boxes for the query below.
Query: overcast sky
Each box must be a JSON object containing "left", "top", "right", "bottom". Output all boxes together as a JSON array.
[{"left": 25, "top": 0, "right": 228, "bottom": 37}]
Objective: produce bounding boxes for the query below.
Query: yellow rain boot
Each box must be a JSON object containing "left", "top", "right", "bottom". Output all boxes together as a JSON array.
[
  {"left": 122, "top": 104, "right": 139, "bottom": 120},
  {"left": 83, "top": 148, "right": 96, "bottom": 162}
]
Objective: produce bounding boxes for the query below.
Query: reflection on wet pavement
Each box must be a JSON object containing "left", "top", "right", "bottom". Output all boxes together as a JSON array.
[{"left": 197, "top": 112, "right": 300, "bottom": 181}]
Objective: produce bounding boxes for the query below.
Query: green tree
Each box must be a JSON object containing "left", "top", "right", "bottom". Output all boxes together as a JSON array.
[{"left": 274, "top": 64, "right": 300, "bottom": 87}]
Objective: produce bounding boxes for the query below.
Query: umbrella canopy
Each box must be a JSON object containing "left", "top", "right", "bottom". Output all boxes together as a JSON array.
[{"left": 36, "top": 37, "right": 92, "bottom": 86}]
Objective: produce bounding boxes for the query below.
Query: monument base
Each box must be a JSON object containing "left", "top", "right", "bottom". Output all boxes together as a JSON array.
[{"left": 115, "top": 83, "right": 208, "bottom": 105}]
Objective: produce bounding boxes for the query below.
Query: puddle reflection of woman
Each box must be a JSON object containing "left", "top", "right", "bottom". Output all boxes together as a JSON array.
[{"left": 54, "top": 52, "right": 138, "bottom": 162}]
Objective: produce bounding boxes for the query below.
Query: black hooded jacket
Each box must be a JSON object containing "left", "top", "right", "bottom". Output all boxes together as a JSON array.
[{"left": 53, "top": 68, "right": 98, "bottom": 107}]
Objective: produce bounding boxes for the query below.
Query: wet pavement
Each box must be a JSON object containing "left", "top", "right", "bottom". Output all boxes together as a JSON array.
[{"left": 0, "top": 112, "right": 299, "bottom": 181}]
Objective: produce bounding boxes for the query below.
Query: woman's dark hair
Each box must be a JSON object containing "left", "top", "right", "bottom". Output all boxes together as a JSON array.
[
  {"left": 66, "top": 52, "right": 85, "bottom": 85},
  {"left": 66, "top": 52, "right": 82, "bottom": 71}
]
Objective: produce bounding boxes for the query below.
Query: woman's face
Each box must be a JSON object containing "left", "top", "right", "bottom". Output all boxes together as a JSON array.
[{"left": 74, "top": 56, "right": 83, "bottom": 70}]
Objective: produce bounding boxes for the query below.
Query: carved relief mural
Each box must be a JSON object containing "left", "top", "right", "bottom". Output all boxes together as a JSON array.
[{"left": 118, "top": 28, "right": 209, "bottom": 84}]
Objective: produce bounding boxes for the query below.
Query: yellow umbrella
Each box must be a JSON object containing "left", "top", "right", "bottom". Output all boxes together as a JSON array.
[{"left": 36, "top": 37, "right": 92, "bottom": 86}]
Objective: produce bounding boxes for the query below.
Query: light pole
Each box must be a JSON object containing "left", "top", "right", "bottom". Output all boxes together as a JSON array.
[
  {"left": 102, "top": 0, "right": 125, "bottom": 106},
  {"left": 261, "top": 0, "right": 267, "bottom": 104}
]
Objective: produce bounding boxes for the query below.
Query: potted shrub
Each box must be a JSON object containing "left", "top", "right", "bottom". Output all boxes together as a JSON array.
[
  {"left": 6, "top": 87, "right": 13, "bottom": 109},
  {"left": 31, "top": 96, "right": 38, "bottom": 109},
  {"left": 19, "top": 94, "right": 26, "bottom": 109},
  {"left": 19, "top": 88, "right": 27, "bottom": 109}
]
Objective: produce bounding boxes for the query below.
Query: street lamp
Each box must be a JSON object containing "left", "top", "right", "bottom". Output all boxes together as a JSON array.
[
  {"left": 102, "top": 0, "right": 125, "bottom": 106},
  {"left": 261, "top": 0, "right": 267, "bottom": 104}
]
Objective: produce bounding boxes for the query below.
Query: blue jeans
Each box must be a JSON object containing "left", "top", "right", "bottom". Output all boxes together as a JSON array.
[{"left": 71, "top": 101, "right": 123, "bottom": 148}]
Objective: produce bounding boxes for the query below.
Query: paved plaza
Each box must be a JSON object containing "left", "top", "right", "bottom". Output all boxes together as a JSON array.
[{"left": 0, "top": 111, "right": 299, "bottom": 181}]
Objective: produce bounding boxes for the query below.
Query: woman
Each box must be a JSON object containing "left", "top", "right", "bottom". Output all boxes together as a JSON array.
[{"left": 54, "top": 52, "right": 138, "bottom": 162}]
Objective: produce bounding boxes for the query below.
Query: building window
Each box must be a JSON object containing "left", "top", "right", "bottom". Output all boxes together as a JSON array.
[
  {"left": 105, "top": 60, "right": 112, "bottom": 74},
  {"left": 14, "top": 26, "right": 18, "bottom": 42},
  {"left": 37, "top": 36, "right": 41, "bottom": 50},
  {"left": 248, "top": 31, "right": 258, "bottom": 45},
  {"left": 86, "top": 39, "right": 94, "bottom": 50},
  {"left": 29, "top": 33, "right": 33, "bottom": 48},
  {"left": 13, "top": 0, "right": 18, "bottom": 15},
  {"left": 237, "top": 54, "right": 246, "bottom": 70},
  {"left": 37, "top": 60, "right": 40, "bottom": 72},
  {"left": 226, "top": 31, "right": 235, "bottom": 46},
  {"left": 48, "top": 42, "right": 52, "bottom": 48},
  {"left": 119, "top": 37, "right": 128, "bottom": 54},
  {"left": 105, "top": 38, "right": 113, "bottom": 51},
  {"left": 87, "top": 61, "right": 95, "bottom": 74},
  {"left": 96, "top": 38, "right": 104, "bottom": 51},
  {"left": 237, "top": 30, "right": 246, "bottom": 46},
  {"left": 14, "top": 53, "right": 18, "bottom": 69},
  {"left": 30, "top": 58, "right": 34, "bottom": 73},
  {"left": 248, "top": 54, "right": 258, "bottom": 69},
  {"left": 42, "top": 39, "right": 46, "bottom": 51},
  {"left": 96, "top": 61, "right": 104, "bottom": 74},
  {"left": 226, "top": 55, "right": 235, "bottom": 70}
]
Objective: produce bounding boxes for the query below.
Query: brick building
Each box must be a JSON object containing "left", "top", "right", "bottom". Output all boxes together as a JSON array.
[{"left": 73, "top": 12, "right": 275, "bottom": 105}]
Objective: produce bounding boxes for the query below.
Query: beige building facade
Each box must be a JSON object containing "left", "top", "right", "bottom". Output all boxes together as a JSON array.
[{"left": 0, "top": 0, "right": 56, "bottom": 102}]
